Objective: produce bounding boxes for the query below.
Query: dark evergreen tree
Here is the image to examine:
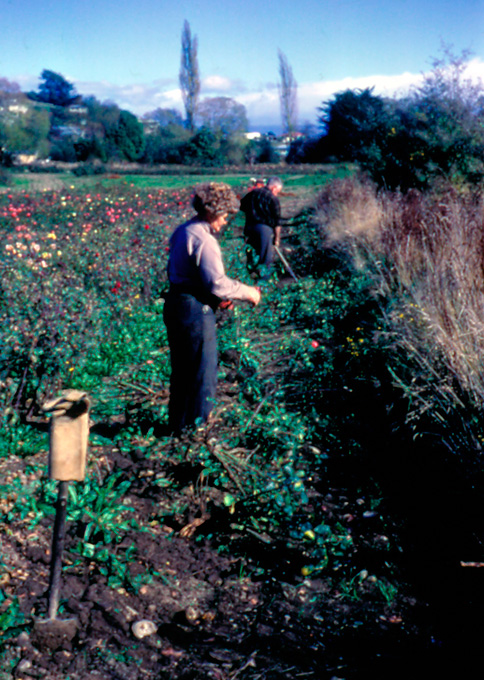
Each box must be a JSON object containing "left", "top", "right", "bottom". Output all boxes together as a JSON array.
[
  {"left": 29, "top": 70, "right": 78, "bottom": 107},
  {"left": 111, "top": 110, "right": 146, "bottom": 161}
]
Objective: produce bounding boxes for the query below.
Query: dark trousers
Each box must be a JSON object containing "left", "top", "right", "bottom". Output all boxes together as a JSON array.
[
  {"left": 163, "top": 292, "right": 217, "bottom": 434},
  {"left": 245, "top": 222, "right": 274, "bottom": 268}
]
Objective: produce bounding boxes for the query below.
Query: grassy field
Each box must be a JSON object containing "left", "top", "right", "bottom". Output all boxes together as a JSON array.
[{"left": 4, "top": 162, "right": 354, "bottom": 194}]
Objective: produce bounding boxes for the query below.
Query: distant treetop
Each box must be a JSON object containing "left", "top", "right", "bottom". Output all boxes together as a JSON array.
[{"left": 28, "top": 70, "right": 79, "bottom": 107}]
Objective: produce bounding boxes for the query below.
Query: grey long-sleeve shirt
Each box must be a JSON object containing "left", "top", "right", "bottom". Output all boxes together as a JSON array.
[{"left": 167, "top": 217, "right": 254, "bottom": 302}]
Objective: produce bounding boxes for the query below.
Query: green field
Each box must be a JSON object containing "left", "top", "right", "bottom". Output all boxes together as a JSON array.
[{"left": 4, "top": 162, "right": 354, "bottom": 193}]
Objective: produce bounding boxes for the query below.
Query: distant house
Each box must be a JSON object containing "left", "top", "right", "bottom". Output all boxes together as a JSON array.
[
  {"left": 281, "top": 131, "right": 304, "bottom": 144},
  {"left": 14, "top": 153, "right": 38, "bottom": 165},
  {"left": 67, "top": 104, "right": 88, "bottom": 116},
  {"left": 276, "top": 131, "right": 305, "bottom": 156},
  {"left": 8, "top": 103, "right": 29, "bottom": 115},
  {"left": 141, "top": 119, "right": 160, "bottom": 135},
  {"left": 52, "top": 124, "right": 86, "bottom": 138},
  {"left": 244, "top": 132, "right": 262, "bottom": 141}
]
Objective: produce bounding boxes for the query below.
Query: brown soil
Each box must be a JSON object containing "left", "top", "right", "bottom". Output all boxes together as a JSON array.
[{"left": 0, "top": 433, "right": 445, "bottom": 680}]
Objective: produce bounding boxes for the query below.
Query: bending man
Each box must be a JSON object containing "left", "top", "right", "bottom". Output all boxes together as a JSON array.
[{"left": 240, "top": 176, "right": 283, "bottom": 276}]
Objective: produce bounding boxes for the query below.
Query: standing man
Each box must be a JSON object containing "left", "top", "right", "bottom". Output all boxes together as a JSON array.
[
  {"left": 163, "top": 182, "right": 261, "bottom": 435},
  {"left": 240, "top": 176, "right": 283, "bottom": 277}
]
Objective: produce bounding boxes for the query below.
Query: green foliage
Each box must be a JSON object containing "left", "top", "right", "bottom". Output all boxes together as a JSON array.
[
  {"left": 314, "top": 48, "right": 484, "bottom": 190},
  {"left": 319, "top": 88, "right": 390, "bottom": 159},
  {"left": 142, "top": 124, "right": 191, "bottom": 164},
  {"left": 68, "top": 471, "right": 137, "bottom": 549},
  {"left": 399, "top": 47, "right": 484, "bottom": 187},
  {"left": 145, "top": 108, "right": 184, "bottom": 128},
  {"left": 1, "top": 105, "right": 51, "bottom": 157},
  {"left": 245, "top": 136, "right": 280, "bottom": 164},
  {"left": 0, "top": 176, "right": 403, "bottom": 613},
  {"left": 29, "top": 69, "right": 78, "bottom": 107},
  {"left": 183, "top": 126, "right": 223, "bottom": 166},
  {"left": 335, "top": 571, "right": 398, "bottom": 604},
  {"left": 0, "top": 415, "right": 47, "bottom": 460},
  {"left": 0, "top": 185, "right": 185, "bottom": 419},
  {"left": 318, "top": 88, "right": 396, "bottom": 185},
  {"left": 0, "top": 591, "right": 26, "bottom": 640},
  {"left": 110, "top": 110, "right": 146, "bottom": 162}
]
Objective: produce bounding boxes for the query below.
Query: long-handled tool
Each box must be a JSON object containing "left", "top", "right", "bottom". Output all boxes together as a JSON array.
[
  {"left": 274, "top": 244, "right": 299, "bottom": 281},
  {"left": 34, "top": 390, "right": 90, "bottom": 648},
  {"left": 34, "top": 479, "right": 79, "bottom": 647},
  {"left": 47, "top": 480, "right": 70, "bottom": 621}
]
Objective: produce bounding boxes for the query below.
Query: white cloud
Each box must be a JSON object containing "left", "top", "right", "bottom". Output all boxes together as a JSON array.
[
  {"left": 460, "top": 57, "right": 484, "bottom": 83},
  {"left": 237, "top": 89, "right": 279, "bottom": 125},
  {"left": 10, "top": 58, "right": 484, "bottom": 128},
  {"left": 73, "top": 78, "right": 183, "bottom": 115},
  {"left": 71, "top": 70, "right": 427, "bottom": 125},
  {"left": 11, "top": 74, "right": 39, "bottom": 91},
  {"left": 202, "top": 75, "right": 233, "bottom": 92}
]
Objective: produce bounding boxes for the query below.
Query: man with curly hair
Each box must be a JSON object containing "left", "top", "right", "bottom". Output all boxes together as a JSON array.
[{"left": 164, "top": 182, "right": 261, "bottom": 434}]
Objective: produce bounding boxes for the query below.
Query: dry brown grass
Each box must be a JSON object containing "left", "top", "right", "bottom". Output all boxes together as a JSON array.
[
  {"left": 316, "top": 175, "right": 383, "bottom": 246},
  {"left": 316, "top": 175, "right": 484, "bottom": 424}
]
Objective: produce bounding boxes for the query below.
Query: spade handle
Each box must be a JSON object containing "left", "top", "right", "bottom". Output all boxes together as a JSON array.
[{"left": 47, "top": 481, "right": 69, "bottom": 620}]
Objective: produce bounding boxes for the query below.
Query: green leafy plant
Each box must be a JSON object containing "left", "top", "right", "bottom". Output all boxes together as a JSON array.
[{"left": 68, "top": 471, "right": 137, "bottom": 548}]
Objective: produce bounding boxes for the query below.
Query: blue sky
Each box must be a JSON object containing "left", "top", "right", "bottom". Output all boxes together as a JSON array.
[{"left": 2, "top": 0, "right": 484, "bottom": 129}]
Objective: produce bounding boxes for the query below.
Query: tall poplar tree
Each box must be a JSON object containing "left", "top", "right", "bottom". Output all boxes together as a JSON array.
[
  {"left": 278, "top": 50, "right": 298, "bottom": 135},
  {"left": 179, "top": 20, "right": 200, "bottom": 132}
]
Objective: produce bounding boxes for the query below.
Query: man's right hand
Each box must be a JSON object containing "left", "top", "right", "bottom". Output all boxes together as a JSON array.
[{"left": 248, "top": 286, "right": 261, "bottom": 306}]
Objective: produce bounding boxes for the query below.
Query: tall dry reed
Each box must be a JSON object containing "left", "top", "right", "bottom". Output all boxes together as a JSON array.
[{"left": 316, "top": 176, "right": 484, "bottom": 442}]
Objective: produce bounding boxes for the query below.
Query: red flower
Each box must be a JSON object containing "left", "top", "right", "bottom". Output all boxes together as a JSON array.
[{"left": 111, "top": 280, "right": 122, "bottom": 294}]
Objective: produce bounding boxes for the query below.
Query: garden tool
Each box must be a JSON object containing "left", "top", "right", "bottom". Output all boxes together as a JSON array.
[
  {"left": 274, "top": 245, "right": 298, "bottom": 281},
  {"left": 43, "top": 389, "right": 91, "bottom": 482},
  {"left": 33, "top": 390, "right": 91, "bottom": 647}
]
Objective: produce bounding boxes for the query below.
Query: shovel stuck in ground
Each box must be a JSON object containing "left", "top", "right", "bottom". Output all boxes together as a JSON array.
[
  {"left": 33, "top": 390, "right": 90, "bottom": 648},
  {"left": 34, "top": 480, "right": 79, "bottom": 647}
]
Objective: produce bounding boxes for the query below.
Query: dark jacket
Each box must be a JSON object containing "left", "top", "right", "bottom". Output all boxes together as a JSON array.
[{"left": 240, "top": 187, "right": 281, "bottom": 231}]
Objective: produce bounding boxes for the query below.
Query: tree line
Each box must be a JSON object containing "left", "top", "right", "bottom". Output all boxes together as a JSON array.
[
  {"left": 288, "top": 47, "right": 484, "bottom": 190},
  {"left": 0, "top": 20, "right": 296, "bottom": 169},
  {"left": 0, "top": 70, "right": 277, "bottom": 168},
  {"left": 2, "top": 34, "right": 484, "bottom": 191}
]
